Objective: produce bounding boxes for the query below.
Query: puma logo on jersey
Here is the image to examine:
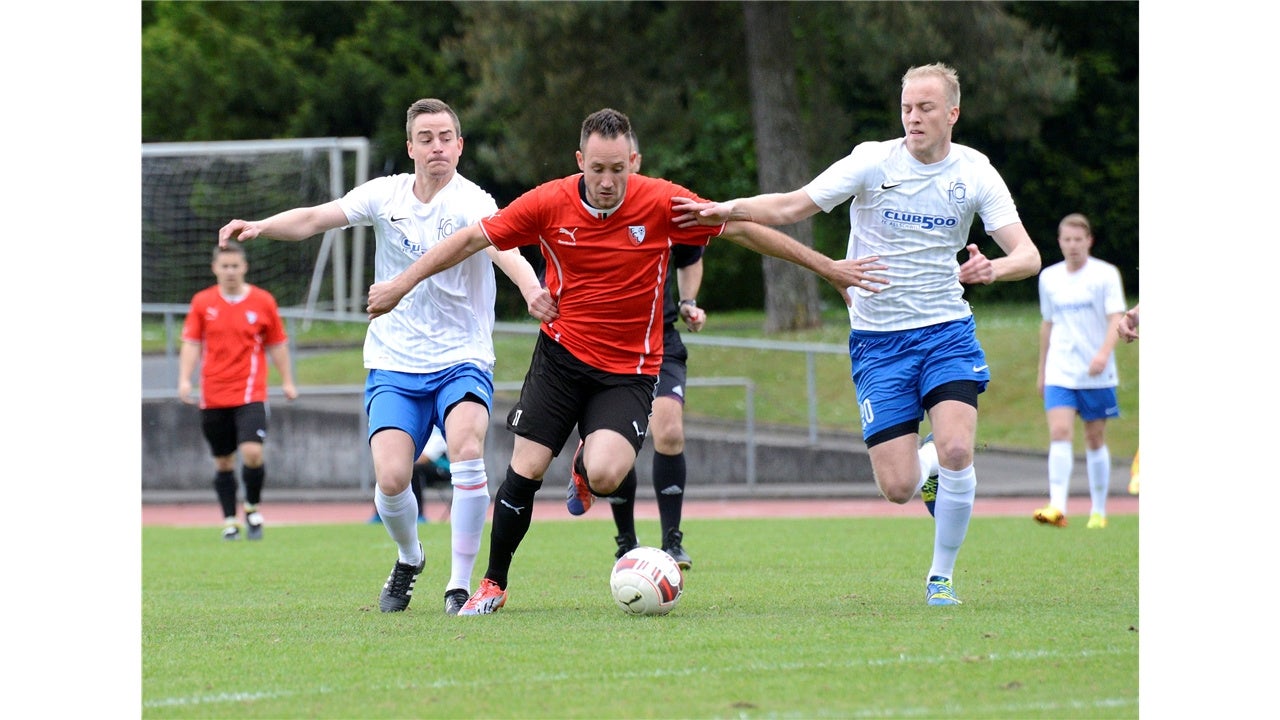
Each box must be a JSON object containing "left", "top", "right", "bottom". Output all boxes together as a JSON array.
[{"left": 556, "top": 227, "right": 579, "bottom": 244}]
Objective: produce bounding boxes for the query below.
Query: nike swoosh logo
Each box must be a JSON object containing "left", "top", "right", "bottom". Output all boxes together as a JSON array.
[
  {"left": 880, "top": 181, "right": 902, "bottom": 190},
  {"left": 390, "top": 215, "right": 408, "bottom": 222},
  {"left": 972, "top": 364, "right": 989, "bottom": 373}
]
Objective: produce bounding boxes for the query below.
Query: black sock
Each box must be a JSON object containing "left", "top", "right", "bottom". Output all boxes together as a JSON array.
[
  {"left": 608, "top": 468, "right": 638, "bottom": 539},
  {"left": 242, "top": 465, "right": 264, "bottom": 506},
  {"left": 485, "top": 468, "right": 541, "bottom": 590},
  {"left": 213, "top": 470, "right": 238, "bottom": 518},
  {"left": 411, "top": 472, "right": 424, "bottom": 517},
  {"left": 652, "top": 452, "right": 686, "bottom": 535}
]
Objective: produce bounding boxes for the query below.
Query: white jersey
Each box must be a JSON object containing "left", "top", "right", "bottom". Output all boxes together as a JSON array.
[
  {"left": 1038, "top": 257, "right": 1126, "bottom": 389},
  {"left": 804, "top": 139, "right": 1022, "bottom": 331},
  {"left": 339, "top": 173, "right": 500, "bottom": 373}
]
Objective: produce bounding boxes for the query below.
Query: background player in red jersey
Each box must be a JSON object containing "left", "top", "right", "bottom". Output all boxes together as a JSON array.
[
  {"left": 367, "top": 108, "right": 884, "bottom": 615},
  {"left": 179, "top": 243, "right": 298, "bottom": 540}
]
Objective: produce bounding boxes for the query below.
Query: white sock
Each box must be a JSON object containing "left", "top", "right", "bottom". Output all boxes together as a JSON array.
[
  {"left": 1047, "top": 440, "right": 1073, "bottom": 511},
  {"left": 929, "top": 465, "right": 976, "bottom": 580},
  {"left": 916, "top": 439, "right": 939, "bottom": 493},
  {"left": 375, "top": 485, "right": 422, "bottom": 565},
  {"left": 448, "top": 458, "right": 491, "bottom": 593},
  {"left": 1086, "top": 445, "right": 1111, "bottom": 516}
]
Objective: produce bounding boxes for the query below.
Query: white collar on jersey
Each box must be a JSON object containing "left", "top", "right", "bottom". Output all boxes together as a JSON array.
[{"left": 577, "top": 175, "right": 623, "bottom": 219}]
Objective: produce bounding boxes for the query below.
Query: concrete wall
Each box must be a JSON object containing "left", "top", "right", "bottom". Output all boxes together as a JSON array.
[{"left": 142, "top": 395, "right": 880, "bottom": 498}]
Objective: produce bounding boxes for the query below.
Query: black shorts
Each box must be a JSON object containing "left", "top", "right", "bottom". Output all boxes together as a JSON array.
[
  {"left": 200, "top": 402, "right": 268, "bottom": 457},
  {"left": 656, "top": 325, "right": 688, "bottom": 403},
  {"left": 506, "top": 333, "right": 657, "bottom": 455}
]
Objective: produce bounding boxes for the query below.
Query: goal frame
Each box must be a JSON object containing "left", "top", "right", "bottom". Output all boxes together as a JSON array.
[{"left": 142, "top": 137, "right": 371, "bottom": 318}]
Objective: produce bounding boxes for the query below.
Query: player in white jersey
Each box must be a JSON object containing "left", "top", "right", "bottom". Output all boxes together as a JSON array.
[
  {"left": 219, "top": 99, "right": 555, "bottom": 614},
  {"left": 675, "top": 63, "right": 1041, "bottom": 606},
  {"left": 1033, "top": 213, "right": 1126, "bottom": 530}
]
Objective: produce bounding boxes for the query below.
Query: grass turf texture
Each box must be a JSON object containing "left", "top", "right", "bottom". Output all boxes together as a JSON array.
[{"left": 143, "top": 516, "right": 1138, "bottom": 718}]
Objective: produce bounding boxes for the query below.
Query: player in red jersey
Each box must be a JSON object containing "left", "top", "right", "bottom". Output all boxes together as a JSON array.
[
  {"left": 179, "top": 243, "right": 297, "bottom": 540},
  {"left": 367, "top": 108, "right": 886, "bottom": 614}
]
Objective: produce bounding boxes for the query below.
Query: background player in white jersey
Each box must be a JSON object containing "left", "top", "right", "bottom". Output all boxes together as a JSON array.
[
  {"left": 1033, "top": 213, "right": 1126, "bottom": 530},
  {"left": 219, "top": 98, "right": 555, "bottom": 614},
  {"left": 675, "top": 62, "right": 1041, "bottom": 606}
]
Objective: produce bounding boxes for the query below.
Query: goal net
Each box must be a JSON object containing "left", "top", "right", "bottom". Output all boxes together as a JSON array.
[{"left": 142, "top": 137, "right": 370, "bottom": 316}]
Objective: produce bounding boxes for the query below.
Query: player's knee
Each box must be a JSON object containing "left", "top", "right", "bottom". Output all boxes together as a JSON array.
[
  {"left": 651, "top": 432, "right": 684, "bottom": 456},
  {"left": 448, "top": 441, "right": 484, "bottom": 463},
  {"left": 935, "top": 439, "right": 974, "bottom": 471},
  {"left": 375, "top": 468, "right": 414, "bottom": 496},
  {"left": 876, "top": 475, "right": 917, "bottom": 504},
  {"left": 590, "top": 473, "right": 623, "bottom": 495}
]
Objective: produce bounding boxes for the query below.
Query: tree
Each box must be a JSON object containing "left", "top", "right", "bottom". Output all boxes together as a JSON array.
[
  {"left": 742, "top": 2, "right": 822, "bottom": 332},
  {"left": 141, "top": 1, "right": 1134, "bottom": 320}
]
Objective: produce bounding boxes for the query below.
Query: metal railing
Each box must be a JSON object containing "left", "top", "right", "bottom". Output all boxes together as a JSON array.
[{"left": 143, "top": 303, "right": 844, "bottom": 457}]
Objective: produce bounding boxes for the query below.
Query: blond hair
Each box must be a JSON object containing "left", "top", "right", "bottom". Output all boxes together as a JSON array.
[
  {"left": 902, "top": 63, "right": 961, "bottom": 109},
  {"left": 1058, "top": 212, "right": 1092, "bottom": 236}
]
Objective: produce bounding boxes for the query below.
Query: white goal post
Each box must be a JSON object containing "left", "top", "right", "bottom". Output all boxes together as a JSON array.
[{"left": 142, "top": 137, "right": 370, "bottom": 319}]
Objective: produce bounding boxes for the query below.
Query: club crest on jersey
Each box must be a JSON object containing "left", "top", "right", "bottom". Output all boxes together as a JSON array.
[
  {"left": 628, "top": 226, "right": 646, "bottom": 245},
  {"left": 245, "top": 311, "right": 258, "bottom": 325}
]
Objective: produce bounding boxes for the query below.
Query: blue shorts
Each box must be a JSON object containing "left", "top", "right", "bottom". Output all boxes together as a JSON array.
[
  {"left": 364, "top": 364, "right": 494, "bottom": 457},
  {"left": 849, "top": 316, "right": 990, "bottom": 441},
  {"left": 1044, "top": 385, "right": 1120, "bottom": 422}
]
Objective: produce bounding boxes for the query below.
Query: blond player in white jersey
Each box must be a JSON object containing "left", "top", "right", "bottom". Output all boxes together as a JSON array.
[
  {"left": 219, "top": 99, "right": 555, "bottom": 615},
  {"left": 675, "top": 63, "right": 1041, "bottom": 606},
  {"left": 1033, "top": 213, "right": 1127, "bottom": 530}
]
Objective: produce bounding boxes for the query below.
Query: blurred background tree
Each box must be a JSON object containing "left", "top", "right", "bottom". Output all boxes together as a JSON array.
[{"left": 142, "top": 0, "right": 1138, "bottom": 327}]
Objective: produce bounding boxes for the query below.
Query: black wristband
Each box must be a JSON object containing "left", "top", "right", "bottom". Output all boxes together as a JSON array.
[{"left": 679, "top": 299, "right": 697, "bottom": 309}]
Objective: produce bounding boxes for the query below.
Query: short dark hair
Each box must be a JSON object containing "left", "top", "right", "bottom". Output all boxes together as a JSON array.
[
  {"left": 213, "top": 243, "right": 246, "bottom": 262},
  {"left": 406, "top": 98, "right": 461, "bottom": 140},
  {"left": 580, "top": 108, "right": 631, "bottom": 150}
]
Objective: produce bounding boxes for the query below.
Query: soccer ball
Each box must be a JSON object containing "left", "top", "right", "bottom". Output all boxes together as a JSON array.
[{"left": 610, "top": 546, "right": 684, "bottom": 616}]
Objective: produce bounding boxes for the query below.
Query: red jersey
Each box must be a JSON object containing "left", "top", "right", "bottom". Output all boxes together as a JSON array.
[
  {"left": 181, "top": 284, "right": 288, "bottom": 409},
  {"left": 481, "top": 174, "right": 723, "bottom": 374}
]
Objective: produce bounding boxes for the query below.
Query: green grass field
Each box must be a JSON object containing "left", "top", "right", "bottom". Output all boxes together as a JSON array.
[{"left": 142, "top": 515, "right": 1138, "bottom": 718}]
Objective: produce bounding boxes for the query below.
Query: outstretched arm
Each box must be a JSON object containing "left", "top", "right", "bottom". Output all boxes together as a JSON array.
[
  {"left": 486, "top": 246, "right": 558, "bottom": 323},
  {"left": 673, "top": 190, "right": 821, "bottom": 228},
  {"left": 718, "top": 221, "right": 889, "bottom": 307},
  {"left": 219, "top": 201, "right": 349, "bottom": 245},
  {"left": 366, "top": 223, "right": 491, "bottom": 319}
]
